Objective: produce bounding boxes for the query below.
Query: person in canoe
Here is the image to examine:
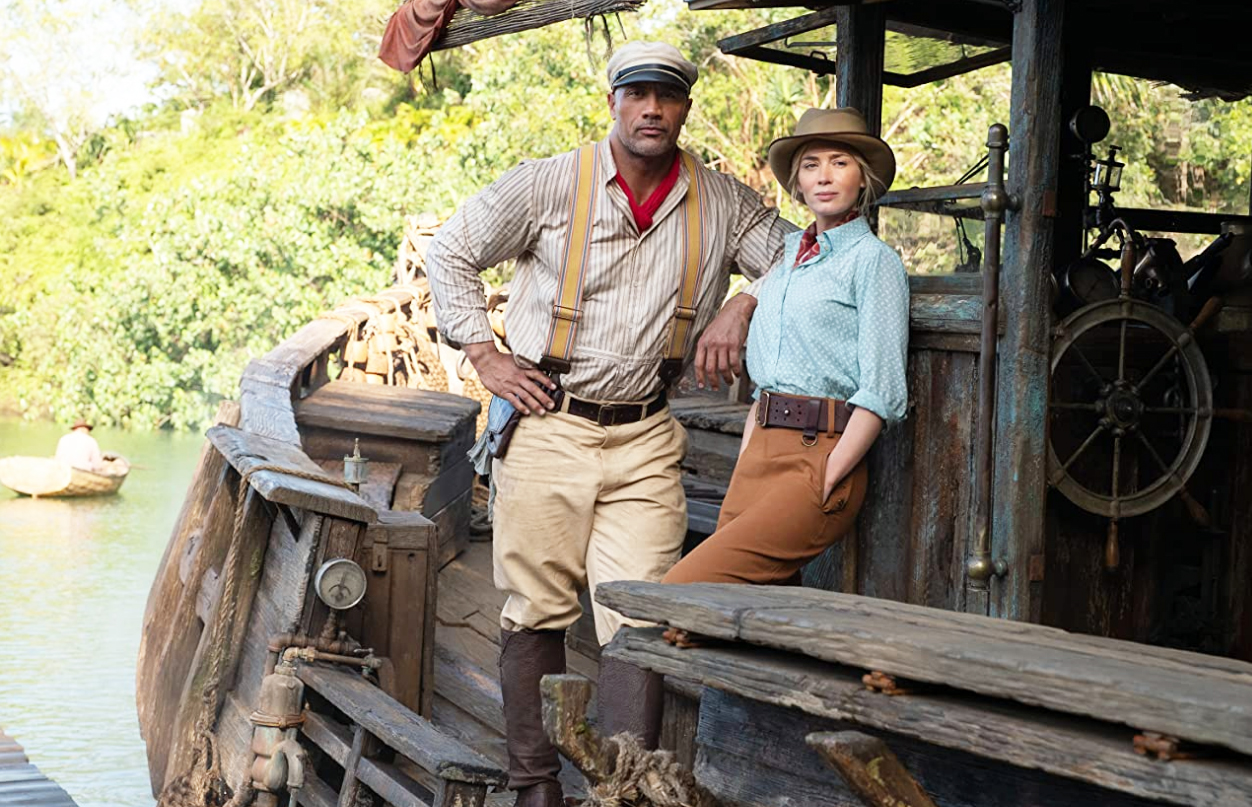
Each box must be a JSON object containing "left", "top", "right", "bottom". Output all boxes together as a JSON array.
[{"left": 55, "top": 418, "right": 105, "bottom": 472}]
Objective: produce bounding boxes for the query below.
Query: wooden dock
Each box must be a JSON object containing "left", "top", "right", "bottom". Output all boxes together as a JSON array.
[{"left": 0, "top": 728, "right": 77, "bottom": 807}]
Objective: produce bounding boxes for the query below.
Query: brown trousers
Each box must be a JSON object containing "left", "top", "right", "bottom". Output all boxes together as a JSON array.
[{"left": 664, "top": 423, "right": 867, "bottom": 585}]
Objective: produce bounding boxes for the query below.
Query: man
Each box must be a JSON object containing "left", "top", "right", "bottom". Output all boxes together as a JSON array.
[
  {"left": 426, "top": 41, "right": 794, "bottom": 807},
  {"left": 55, "top": 419, "right": 104, "bottom": 471}
]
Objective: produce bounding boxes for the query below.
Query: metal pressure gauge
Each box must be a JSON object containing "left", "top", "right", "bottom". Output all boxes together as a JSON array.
[{"left": 313, "top": 558, "right": 367, "bottom": 610}]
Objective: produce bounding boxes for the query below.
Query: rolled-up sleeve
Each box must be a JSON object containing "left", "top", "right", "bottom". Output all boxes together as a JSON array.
[
  {"left": 727, "top": 180, "right": 796, "bottom": 297},
  {"left": 847, "top": 247, "right": 910, "bottom": 422},
  {"left": 426, "top": 161, "right": 538, "bottom": 346}
]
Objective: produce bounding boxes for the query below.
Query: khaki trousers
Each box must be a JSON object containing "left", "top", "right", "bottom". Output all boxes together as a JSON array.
[
  {"left": 664, "top": 424, "right": 867, "bottom": 585},
  {"left": 492, "top": 406, "right": 688, "bottom": 644}
]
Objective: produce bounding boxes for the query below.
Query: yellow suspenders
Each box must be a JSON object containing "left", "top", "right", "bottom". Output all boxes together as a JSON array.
[{"left": 540, "top": 145, "right": 706, "bottom": 386}]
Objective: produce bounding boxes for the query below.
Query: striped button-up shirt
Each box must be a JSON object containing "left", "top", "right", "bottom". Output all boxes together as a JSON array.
[
  {"left": 746, "top": 217, "right": 910, "bottom": 422},
  {"left": 426, "top": 137, "right": 795, "bottom": 402}
]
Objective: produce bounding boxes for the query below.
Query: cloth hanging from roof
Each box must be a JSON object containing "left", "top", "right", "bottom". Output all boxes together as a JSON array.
[{"left": 378, "top": 0, "right": 462, "bottom": 73}]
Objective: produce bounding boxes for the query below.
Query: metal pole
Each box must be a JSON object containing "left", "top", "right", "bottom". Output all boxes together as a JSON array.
[{"left": 967, "top": 124, "right": 1017, "bottom": 588}]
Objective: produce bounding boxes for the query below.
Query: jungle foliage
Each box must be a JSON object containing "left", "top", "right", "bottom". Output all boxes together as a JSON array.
[{"left": 1, "top": 1, "right": 1250, "bottom": 429}]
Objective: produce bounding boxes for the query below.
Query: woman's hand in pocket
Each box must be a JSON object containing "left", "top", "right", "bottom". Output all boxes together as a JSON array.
[{"left": 823, "top": 450, "right": 849, "bottom": 502}]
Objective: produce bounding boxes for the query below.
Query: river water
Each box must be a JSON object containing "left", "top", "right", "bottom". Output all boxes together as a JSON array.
[{"left": 0, "top": 418, "right": 205, "bottom": 807}]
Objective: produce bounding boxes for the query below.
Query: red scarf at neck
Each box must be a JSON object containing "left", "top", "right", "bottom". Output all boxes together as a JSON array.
[
  {"left": 614, "top": 152, "right": 682, "bottom": 232},
  {"left": 792, "top": 209, "right": 860, "bottom": 267}
]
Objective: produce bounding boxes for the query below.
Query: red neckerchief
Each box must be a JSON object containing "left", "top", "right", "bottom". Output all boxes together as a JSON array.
[
  {"left": 614, "top": 152, "right": 682, "bottom": 232},
  {"left": 792, "top": 210, "right": 860, "bottom": 267}
]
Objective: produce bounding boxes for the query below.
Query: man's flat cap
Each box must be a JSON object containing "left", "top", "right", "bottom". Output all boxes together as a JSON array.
[{"left": 606, "top": 41, "right": 698, "bottom": 93}]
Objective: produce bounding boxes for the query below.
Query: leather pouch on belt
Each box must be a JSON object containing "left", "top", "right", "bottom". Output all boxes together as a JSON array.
[{"left": 485, "top": 395, "right": 524, "bottom": 461}]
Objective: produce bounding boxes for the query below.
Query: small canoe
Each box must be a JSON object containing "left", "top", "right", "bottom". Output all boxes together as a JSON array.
[{"left": 0, "top": 453, "right": 130, "bottom": 498}]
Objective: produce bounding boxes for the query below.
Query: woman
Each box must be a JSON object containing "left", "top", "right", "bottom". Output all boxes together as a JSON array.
[{"left": 663, "top": 107, "right": 910, "bottom": 592}]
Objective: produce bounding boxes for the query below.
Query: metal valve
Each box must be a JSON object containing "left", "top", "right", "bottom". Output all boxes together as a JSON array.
[{"left": 343, "top": 438, "right": 369, "bottom": 488}]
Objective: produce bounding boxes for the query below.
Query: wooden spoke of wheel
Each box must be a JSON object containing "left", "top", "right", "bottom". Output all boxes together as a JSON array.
[
  {"left": 1049, "top": 401, "right": 1102, "bottom": 412},
  {"left": 1118, "top": 316, "right": 1128, "bottom": 383},
  {"left": 1131, "top": 342, "right": 1183, "bottom": 397},
  {"left": 1069, "top": 340, "right": 1110, "bottom": 387},
  {"left": 1049, "top": 421, "right": 1108, "bottom": 485}
]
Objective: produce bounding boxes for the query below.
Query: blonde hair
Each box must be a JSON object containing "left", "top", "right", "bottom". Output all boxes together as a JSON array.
[{"left": 786, "top": 140, "right": 886, "bottom": 218}]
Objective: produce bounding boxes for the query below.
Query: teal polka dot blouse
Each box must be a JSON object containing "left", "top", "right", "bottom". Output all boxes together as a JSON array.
[{"left": 745, "top": 216, "right": 910, "bottom": 423}]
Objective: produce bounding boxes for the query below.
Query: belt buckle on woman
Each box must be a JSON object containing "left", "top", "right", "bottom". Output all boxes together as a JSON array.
[{"left": 756, "top": 389, "right": 852, "bottom": 445}]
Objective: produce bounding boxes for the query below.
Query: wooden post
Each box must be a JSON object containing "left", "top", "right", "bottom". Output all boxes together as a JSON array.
[
  {"left": 807, "top": 731, "right": 938, "bottom": 807},
  {"left": 335, "top": 726, "right": 366, "bottom": 807},
  {"left": 989, "top": 0, "right": 1065, "bottom": 621},
  {"left": 835, "top": 4, "right": 885, "bottom": 131},
  {"left": 803, "top": 1, "right": 885, "bottom": 596}
]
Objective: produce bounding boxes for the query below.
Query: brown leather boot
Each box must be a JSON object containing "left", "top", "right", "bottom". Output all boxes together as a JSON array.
[
  {"left": 499, "top": 628, "right": 566, "bottom": 807},
  {"left": 595, "top": 655, "right": 664, "bottom": 750}
]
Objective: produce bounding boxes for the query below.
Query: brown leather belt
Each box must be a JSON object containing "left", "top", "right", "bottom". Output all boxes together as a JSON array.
[
  {"left": 756, "top": 390, "right": 853, "bottom": 444},
  {"left": 563, "top": 391, "right": 668, "bottom": 427}
]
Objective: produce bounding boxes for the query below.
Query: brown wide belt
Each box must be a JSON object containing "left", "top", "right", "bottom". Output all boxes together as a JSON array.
[
  {"left": 563, "top": 391, "right": 668, "bottom": 427},
  {"left": 756, "top": 390, "right": 853, "bottom": 442}
]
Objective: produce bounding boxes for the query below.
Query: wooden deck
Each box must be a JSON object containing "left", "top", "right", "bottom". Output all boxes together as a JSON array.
[
  {"left": 432, "top": 539, "right": 601, "bottom": 803},
  {"left": 0, "top": 728, "right": 76, "bottom": 807}
]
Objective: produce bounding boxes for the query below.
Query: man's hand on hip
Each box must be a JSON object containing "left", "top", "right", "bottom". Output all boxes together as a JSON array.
[
  {"left": 462, "top": 342, "right": 558, "bottom": 415},
  {"left": 695, "top": 293, "right": 757, "bottom": 390}
]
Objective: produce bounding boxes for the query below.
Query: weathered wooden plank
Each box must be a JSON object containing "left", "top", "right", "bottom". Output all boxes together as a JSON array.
[
  {"left": 166, "top": 488, "right": 274, "bottom": 793},
  {"left": 316, "top": 459, "right": 403, "bottom": 512},
  {"left": 604, "top": 628, "right": 1246, "bottom": 806},
  {"left": 300, "top": 427, "right": 469, "bottom": 479},
  {"left": 669, "top": 399, "right": 749, "bottom": 435},
  {"left": 297, "top": 664, "right": 506, "bottom": 786},
  {"left": 908, "top": 332, "right": 980, "bottom": 353},
  {"left": 138, "top": 403, "right": 241, "bottom": 792},
  {"left": 0, "top": 731, "right": 76, "bottom": 807},
  {"left": 435, "top": 0, "right": 645, "bottom": 51},
  {"left": 392, "top": 458, "right": 474, "bottom": 518},
  {"left": 350, "top": 510, "right": 437, "bottom": 715},
  {"left": 808, "top": 732, "right": 939, "bottom": 807},
  {"left": 143, "top": 467, "right": 247, "bottom": 792},
  {"left": 991, "top": 0, "right": 1064, "bottom": 621},
  {"left": 909, "top": 294, "right": 982, "bottom": 333},
  {"left": 695, "top": 687, "right": 1161, "bottom": 807},
  {"left": 301, "top": 710, "right": 437, "bottom": 807},
  {"left": 239, "top": 387, "right": 302, "bottom": 445},
  {"left": 295, "top": 767, "right": 338, "bottom": 807},
  {"left": 207, "top": 424, "right": 375, "bottom": 523},
  {"left": 679, "top": 427, "right": 742, "bottom": 488},
  {"left": 596, "top": 583, "right": 1252, "bottom": 756},
  {"left": 434, "top": 645, "right": 504, "bottom": 735},
  {"left": 427, "top": 487, "right": 472, "bottom": 568},
  {"left": 1229, "top": 365, "right": 1252, "bottom": 662},
  {"left": 296, "top": 381, "right": 479, "bottom": 442},
  {"left": 659, "top": 685, "right": 701, "bottom": 772}
]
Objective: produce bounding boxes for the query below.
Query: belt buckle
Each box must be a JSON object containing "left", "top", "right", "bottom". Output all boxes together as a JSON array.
[
  {"left": 596, "top": 404, "right": 619, "bottom": 427},
  {"left": 757, "top": 390, "right": 771, "bottom": 426}
]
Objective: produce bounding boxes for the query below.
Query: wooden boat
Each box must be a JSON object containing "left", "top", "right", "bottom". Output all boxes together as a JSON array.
[
  {"left": 136, "top": 2, "right": 1252, "bottom": 804},
  {"left": 0, "top": 453, "right": 130, "bottom": 498}
]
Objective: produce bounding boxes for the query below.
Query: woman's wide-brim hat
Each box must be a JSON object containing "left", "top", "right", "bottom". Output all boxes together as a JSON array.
[{"left": 767, "top": 107, "right": 896, "bottom": 194}]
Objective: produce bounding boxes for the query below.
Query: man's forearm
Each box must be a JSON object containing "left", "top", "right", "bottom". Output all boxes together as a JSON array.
[{"left": 722, "top": 291, "right": 758, "bottom": 323}]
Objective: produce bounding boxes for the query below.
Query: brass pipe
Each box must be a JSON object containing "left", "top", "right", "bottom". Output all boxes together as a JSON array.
[{"left": 968, "top": 124, "right": 1018, "bottom": 588}]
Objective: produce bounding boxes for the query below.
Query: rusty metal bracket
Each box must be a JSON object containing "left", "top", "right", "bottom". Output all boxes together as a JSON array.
[
  {"left": 862, "top": 671, "right": 915, "bottom": 696},
  {"left": 370, "top": 530, "right": 389, "bottom": 573},
  {"left": 1133, "top": 732, "right": 1198, "bottom": 761}
]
